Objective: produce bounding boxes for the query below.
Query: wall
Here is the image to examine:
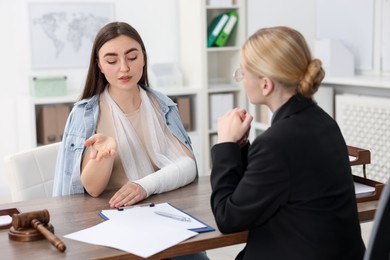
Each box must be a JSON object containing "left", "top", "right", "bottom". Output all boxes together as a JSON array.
[
  {"left": 0, "top": 0, "right": 179, "bottom": 193},
  {"left": 248, "top": 0, "right": 389, "bottom": 76},
  {"left": 247, "top": 0, "right": 317, "bottom": 50}
]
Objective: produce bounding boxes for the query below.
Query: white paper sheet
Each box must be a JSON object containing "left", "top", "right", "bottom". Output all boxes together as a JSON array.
[{"left": 64, "top": 214, "right": 198, "bottom": 258}]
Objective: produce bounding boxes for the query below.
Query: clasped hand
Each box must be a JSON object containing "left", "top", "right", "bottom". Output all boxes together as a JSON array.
[{"left": 217, "top": 108, "right": 253, "bottom": 145}]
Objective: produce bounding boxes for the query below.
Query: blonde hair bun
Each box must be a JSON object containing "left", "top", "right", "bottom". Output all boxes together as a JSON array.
[{"left": 298, "top": 59, "right": 325, "bottom": 98}]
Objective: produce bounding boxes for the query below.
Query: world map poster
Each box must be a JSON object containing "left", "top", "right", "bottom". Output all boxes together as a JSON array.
[{"left": 29, "top": 3, "right": 115, "bottom": 69}]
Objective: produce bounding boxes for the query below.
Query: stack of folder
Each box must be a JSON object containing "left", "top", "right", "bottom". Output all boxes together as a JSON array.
[{"left": 207, "top": 11, "right": 238, "bottom": 47}]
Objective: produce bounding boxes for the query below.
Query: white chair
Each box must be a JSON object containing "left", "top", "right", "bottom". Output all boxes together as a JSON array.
[{"left": 3, "top": 142, "right": 60, "bottom": 202}]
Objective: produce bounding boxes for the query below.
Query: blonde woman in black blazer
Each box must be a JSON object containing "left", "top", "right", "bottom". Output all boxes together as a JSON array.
[{"left": 210, "top": 26, "right": 365, "bottom": 260}]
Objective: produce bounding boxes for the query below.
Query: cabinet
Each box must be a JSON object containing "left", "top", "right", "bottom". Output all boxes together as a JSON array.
[
  {"left": 16, "top": 89, "right": 200, "bottom": 146},
  {"left": 321, "top": 76, "right": 390, "bottom": 183},
  {"left": 16, "top": 95, "right": 78, "bottom": 150},
  {"left": 16, "top": 89, "right": 203, "bottom": 171},
  {"left": 179, "top": 0, "right": 247, "bottom": 175},
  {"left": 162, "top": 88, "right": 203, "bottom": 175}
]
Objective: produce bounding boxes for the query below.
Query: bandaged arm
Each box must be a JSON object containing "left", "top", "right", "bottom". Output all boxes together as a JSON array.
[{"left": 133, "top": 156, "right": 197, "bottom": 197}]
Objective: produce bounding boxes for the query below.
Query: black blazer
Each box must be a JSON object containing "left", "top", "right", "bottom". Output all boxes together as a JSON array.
[{"left": 210, "top": 94, "right": 365, "bottom": 260}]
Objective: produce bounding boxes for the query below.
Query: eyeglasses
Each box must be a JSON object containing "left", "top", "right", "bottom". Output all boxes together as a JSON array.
[{"left": 233, "top": 68, "right": 244, "bottom": 82}]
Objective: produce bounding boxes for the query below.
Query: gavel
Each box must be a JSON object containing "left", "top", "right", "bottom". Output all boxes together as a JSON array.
[{"left": 12, "top": 209, "right": 66, "bottom": 252}]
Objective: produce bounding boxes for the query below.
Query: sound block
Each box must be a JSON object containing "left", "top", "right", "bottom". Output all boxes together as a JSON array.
[{"left": 8, "top": 223, "right": 54, "bottom": 242}]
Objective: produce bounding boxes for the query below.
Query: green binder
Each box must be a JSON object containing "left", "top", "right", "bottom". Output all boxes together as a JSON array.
[
  {"left": 207, "top": 13, "right": 229, "bottom": 47},
  {"left": 214, "top": 11, "right": 238, "bottom": 47}
]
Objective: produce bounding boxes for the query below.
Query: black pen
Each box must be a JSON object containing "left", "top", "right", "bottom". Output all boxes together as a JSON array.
[{"left": 117, "top": 202, "right": 155, "bottom": 211}]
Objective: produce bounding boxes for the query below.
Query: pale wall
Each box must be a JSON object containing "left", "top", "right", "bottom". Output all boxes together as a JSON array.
[{"left": 0, "top": 0, "right": 179, "bottom": 197}]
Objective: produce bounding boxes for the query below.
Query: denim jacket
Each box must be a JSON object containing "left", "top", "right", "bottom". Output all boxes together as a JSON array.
[{"left": 52, "top": 85, "right": 193, "bottom": 196}]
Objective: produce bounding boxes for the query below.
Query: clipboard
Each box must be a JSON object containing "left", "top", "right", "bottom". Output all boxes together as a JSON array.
[
  {"left": 98, "top": 203, "right": 215, "bottom": 234},
  {"left": 168, "top": 203, "right": 215, "bottom": 233}
]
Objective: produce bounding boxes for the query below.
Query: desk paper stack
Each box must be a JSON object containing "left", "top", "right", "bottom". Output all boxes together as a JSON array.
[
  {"left": 354, "top": 182, "right": 376, "bottom": 195},
  {"left": 349, "top": 155, "right": 376, "bottom": 196},
  {"left": 64, "top": 203, "right": 208, "bottom": 258}
]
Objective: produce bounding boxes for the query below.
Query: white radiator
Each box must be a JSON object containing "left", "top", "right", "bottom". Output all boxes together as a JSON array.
[{"left": 336, "top": 94, "right": 390, "bottom": 183}]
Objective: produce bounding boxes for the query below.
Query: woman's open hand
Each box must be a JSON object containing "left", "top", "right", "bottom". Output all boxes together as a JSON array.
[{"left": 84, "top": 133, "right": 117, "bottom": 161}]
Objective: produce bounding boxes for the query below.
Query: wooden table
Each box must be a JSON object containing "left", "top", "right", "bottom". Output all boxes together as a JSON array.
[
  {"left": 0, "top": 176, "right": 377, "bottom": 259},
  {"left": 0, "top": 176, "right": 247, "bottom": 259}
]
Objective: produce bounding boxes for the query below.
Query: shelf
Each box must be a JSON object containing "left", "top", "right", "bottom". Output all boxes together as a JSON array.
[
  {"left": 29, "top": 94, "right": 79, "bottom": 105},
  {"left": 207, "top": 46, "right": 240, "bottom": 52},
  {"left": 179, "top": 0, "right": 246, "bottom": 174},
  {"left": 155, "top": 86, "right": 201, "bottom": 96},
  {"left": 208, "top": 85, "right": 241, "bottom": 93},
  {"left": 322, "top": 74, "right": 390, "bottom": 89},
  {"left": 207, "top": 51, "right": 240, "bottom": 84},
  {"left": 206, "top": 5, "right": 239, "bottom": 10},
  {"left": 17, "top": 95, "right": 76, "bottom": 150},
  {"left": 208, "top": 129, "right": 218, "bottom": 135}
]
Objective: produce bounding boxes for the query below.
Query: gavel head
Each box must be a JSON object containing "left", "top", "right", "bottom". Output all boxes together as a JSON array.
[{"left": 12, "top": 209, "right": 50, "bottom": 230}]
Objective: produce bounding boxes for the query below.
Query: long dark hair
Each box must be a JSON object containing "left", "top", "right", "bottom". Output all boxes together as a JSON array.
[{"left": 81, "top": 22, "right": 149, "bottom": 100}]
